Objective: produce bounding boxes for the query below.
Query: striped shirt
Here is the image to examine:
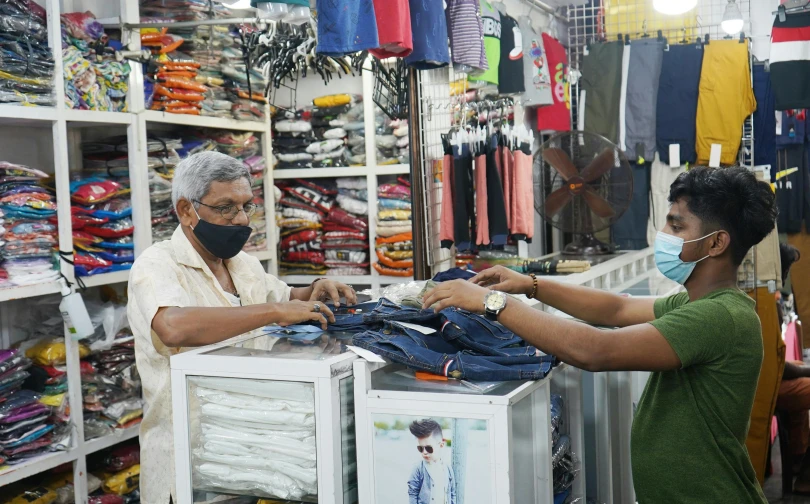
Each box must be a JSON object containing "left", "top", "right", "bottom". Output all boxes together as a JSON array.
[{"left": 446, "top": 0, "right": 488, "bottom": 73}]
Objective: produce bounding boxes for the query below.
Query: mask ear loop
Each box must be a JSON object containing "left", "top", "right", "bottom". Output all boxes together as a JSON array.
[{"left": 687, "top": 230, "right": 721, "bottom": 263}]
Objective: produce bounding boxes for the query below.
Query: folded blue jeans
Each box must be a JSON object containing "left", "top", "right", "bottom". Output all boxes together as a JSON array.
[
  {"left": 329, "top": 298, "right": 439, "bottom": 331},
  {"left": 352, "top": 322, "right": 553, "bottom": 381},
  {"left": 439, "top": 308, "right": 539, "bottom": 357}
]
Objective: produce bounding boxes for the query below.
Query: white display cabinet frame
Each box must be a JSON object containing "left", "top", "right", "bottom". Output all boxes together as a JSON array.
[
  {"left": 353, "top": 359, "right": 569, "bottom": 504},
  {"left": 170, "top": 336, "right": 358, "bottom": 504}
]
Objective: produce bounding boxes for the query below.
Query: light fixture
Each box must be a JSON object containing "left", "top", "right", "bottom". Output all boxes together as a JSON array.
[
  {"left": 220, "top": 0, "right": 253, "bottom": 9},
  {"left": 652, "top": 0, "right": 697, "bottom": 16},
  {"left": 721, "top": 0, "right": 744, "bottom": 35}
]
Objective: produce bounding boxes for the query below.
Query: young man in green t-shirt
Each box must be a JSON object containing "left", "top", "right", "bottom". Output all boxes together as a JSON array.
[{"left": 423, "top": 166, "right": 777, "bottom": 502}]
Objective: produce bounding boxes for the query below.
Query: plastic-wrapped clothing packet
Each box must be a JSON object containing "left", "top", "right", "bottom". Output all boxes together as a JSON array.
[
  {"left": 0, "top": 413, "right": 48, "bottom": 435},
  {"left": 0, "top": 389, "right": 41, "bottom": 415},
  {"left": 27, "top": 338, "right": 91, "bottom": 366},
  {"left": 101, "top": 464, "right": 140, "bottom": 495},
  {"left": 378, "top": 209, "right": 412, "bottom": 221},
  {"left": 104, "top": 443, "right": 140, "bottom": 472},
  {"left": 196, "top": 462, "right": 311, "bottom": 501},
  {"left": 379, "top": 198, "right": 412, "bottom": 210},
  {"left": 0, "top": 422, "right": 54, "bottom": 447},
  {"left": 192, "top": 376, "right": 314, "bottom": 402},
  {"left": 6, "top": 487, "right": 57, "bottom": 504},
  {"left": 84, "top": 417, "right": 114, "bottom": 441}
]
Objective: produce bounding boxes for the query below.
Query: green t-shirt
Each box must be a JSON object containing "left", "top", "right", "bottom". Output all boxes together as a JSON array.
[{"left": 632, "top": 288, "right": 766, "bottom": 503}]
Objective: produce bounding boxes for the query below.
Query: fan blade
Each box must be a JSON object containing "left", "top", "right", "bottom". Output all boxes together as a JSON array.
[
  {"left": 542, "top": 148, "right": 579, "bottom": 181},
  {"left": 582, "top": 187, "right": 616, "bottom": 219},
  {"left": 545, "top": 186, "right": 574, "bottom": 217},
  {"left": 580, "top": 148, "right": 616, "bottom": 183}
]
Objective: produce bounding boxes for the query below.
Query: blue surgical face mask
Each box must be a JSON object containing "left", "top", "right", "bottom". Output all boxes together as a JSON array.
[{"left": 654, "top": 230, "right": 719, "bottom": 285}]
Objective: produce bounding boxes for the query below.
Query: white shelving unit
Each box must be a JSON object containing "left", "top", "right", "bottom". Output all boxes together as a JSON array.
[{"left": 0, "top": 0, "right": 414, "bottom": 500}]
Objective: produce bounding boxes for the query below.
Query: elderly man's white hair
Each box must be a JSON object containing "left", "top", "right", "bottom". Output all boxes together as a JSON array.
[{"left": 171, "top": 151, "right": 252, "bottom": 211}]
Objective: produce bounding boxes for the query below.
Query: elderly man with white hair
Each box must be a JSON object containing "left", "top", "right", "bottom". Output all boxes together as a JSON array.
[{"left": 127, "top": 151, "right": 355, "bottom": 504}]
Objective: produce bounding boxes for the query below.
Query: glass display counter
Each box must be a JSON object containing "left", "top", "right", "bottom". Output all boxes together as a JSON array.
[{"left": 170, "top": 331, "right": 358, "bottom": 504}]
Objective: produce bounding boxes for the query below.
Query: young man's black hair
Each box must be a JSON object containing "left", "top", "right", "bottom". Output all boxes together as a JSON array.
[
  {"left": 668, "top": 166, "right": 778, "bottom": 265},
  {"left": 422, "top": 166, "right": 779, "bottom": 502},
  {"left": 409, "top": 419, "right": 442, "bottom": 439}
]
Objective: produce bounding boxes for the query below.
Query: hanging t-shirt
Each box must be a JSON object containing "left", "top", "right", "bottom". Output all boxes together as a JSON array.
[
  {"left": 770, "top": 11, "right": 810, "bottom": 110},
  {"left": 469, "top": 0, "right": 501, "bottom": 85},
  {"left": 536, "top": 34, "right": 570, "bottom": 132},
  {"left": 369, "top": 0, "right": 413, "bottom": 59},
  {"left": 519, "top": 18, "right": 552, "bottom": 106},
  {"left": 695, "top": 40, "right": 756, "bottom": 165},
  {"left": 404, "top": 0, "right": 450, "bottom": 69},
  {"left": 446, "top": 0, "right": 488, "bottom": 73},
  {"left": 497, "top": 14, "right": 525, "bottom": 95},
  {"left": 316, "top": 0, "right": 379, "bottom": 56}
]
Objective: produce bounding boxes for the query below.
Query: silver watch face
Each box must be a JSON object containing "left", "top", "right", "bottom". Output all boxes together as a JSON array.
[{"left": 484, "top": 291, "right": 507, "bottom": 312}]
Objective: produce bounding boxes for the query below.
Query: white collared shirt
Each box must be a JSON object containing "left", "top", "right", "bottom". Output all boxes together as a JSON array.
[{"left": 127, "top": 226, "right": 291, "bottom": 504}]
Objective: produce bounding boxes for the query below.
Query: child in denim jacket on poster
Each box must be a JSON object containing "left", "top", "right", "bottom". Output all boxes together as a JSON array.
[{"left": 407, "top": 419, "right": 456, "bottom": 504}]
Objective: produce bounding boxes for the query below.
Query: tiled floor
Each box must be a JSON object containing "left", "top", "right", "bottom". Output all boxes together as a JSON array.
[{"left": 766, "top": 438, "right": 810, "bottom": 503}]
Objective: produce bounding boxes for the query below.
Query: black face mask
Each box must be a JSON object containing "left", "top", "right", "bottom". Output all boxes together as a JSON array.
[{"left": 191, "top": 208, "right": 252, "bottom": 259}]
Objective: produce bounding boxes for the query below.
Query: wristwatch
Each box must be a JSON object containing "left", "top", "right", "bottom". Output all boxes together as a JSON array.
[{"left": 483, "top": 291, "right": 508, "bottom": 321}]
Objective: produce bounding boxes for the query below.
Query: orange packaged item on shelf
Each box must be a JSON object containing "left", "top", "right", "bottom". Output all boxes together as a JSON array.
[
  {"left": 160, "top": 77, "right": 207, "bottom": 93},
  {"left": 236, "top": 89, "right": 268, "bottom": 102},
  {"left": 156, "top": 70, "right": 196, "bottom": 80},
  {"left": 165, "top": 107, "right": 200, "bottom": 115},
  {"left": 154, "top": 84, "right": 205, "bottom": 102},
  {"left": 140, "top": 27, "right": 168, "bottom": 44},
  {"left": 376, "top": 232, "right": 413, "bottom": 245},
  {"left": 373, "top": 263, "right": 414, "bottom": 277},
  {"left": 376, "top": 249, "right": 413, "bottom": 269},
  {"left": 161, "top": 61, "right": 202, "bottom": 71},
  {"left": 142, "top": 34, "right": 184, "bottom": 54}
]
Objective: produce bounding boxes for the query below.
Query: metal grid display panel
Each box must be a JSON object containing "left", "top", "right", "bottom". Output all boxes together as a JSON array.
[{"left": 414, "top": 66, "right": 470, "bottom": 276}]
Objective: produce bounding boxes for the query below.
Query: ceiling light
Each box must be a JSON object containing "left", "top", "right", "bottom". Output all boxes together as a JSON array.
[
  {"left": 721, "top": 0, "right": 744, "bottom": 35},
  {"left": 652, "top": 0, "right": 698, "bottom": 16}
]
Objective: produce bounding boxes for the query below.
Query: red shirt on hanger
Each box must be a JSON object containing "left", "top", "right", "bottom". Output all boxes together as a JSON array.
[
  {"left": 369, "top": 0, "right": 413, "bottom": 59},
  {"left": 536, "top": 34, "right": 571, "bottom": 132}
]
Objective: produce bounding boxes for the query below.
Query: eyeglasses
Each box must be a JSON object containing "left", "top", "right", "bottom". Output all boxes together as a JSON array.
[
  {"left": 416, "top": 445, "right": 434, "bottom": 454},
  {"left": 194, "top": 200, "right": 257, "bottom": 220}
]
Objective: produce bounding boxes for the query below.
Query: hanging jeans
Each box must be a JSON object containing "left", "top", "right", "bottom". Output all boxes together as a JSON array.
[
  {"left": 440, "top": 139, "right": 455, "bottom": 248},
  {"left": 441, "top": 308, "right": 540, "bottom": 357},
  {"left": 486, "top": 136, "right": 509, "bottom": 246},
  {"left": 612, "top": 161, "right": 650, "bottom": 250},
  {"left": 328, "top": 298, "right": 439, "bottom": 331},
  {"left": 453, "top": 145, "right": 475, "bottom": 251},
  {"left": 352, "top": 322, "right": 554, "bottom": 381}
]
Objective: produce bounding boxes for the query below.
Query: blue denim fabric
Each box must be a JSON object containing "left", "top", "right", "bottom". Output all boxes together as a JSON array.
[
  {"left": 439, "top": 308, "right": 539, "bottom": 357},
  {"left": 432, "top": 268, "right": 476, "bottom": 282},
  {"left": 329, "top": 298, "right": 440, "bottom": 331},
  {"left": 408, "top": 460, "right": 456, "bottom": 504},
  {"left": 352, "top": 323, "right": 554, "bottom": 381}
]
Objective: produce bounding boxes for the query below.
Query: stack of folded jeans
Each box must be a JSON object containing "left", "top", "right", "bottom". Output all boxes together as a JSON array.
[
  {"left": 340, "top": 298, "right": 556, "bottom": 381},
  {"left": 374, "top": 179, "right": 413, "bottom": 277},
  {"left": 71, "top": 137, "right": 136, "bottom": 277},
  {"left": 0, "top": 162, "right": 59, "bottom": 287},
  {"left": 0, "top": 348, "right": 72, "bottom": 467},
  {"left": 189, "top": 376, "right": 317, "bottom": 500},
  {"left": 276, "top": 179, "right": 334, "bottom": 276},
  {"left": 62, "top": 12, "right": 131, "bottom": 112},
  {"left": 83, "top": 339, "right": 142, "bottom": 440},
  {"left": 0, "top": 0, "right": 55, "bottom": 106}
]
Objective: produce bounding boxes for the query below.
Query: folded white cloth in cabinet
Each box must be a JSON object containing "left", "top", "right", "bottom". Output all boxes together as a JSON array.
[
  {"left": 191, "top": 377, "right": 314, "bottom": 402},
  {"left": 276, "top": 152, "right": 312, "bottom": 162},
  {"left": 196, "top": 388, "right": 314, "bottom": 414},
  {"left": 313, "top": 147, "right": 346, "bottom": 162},
  {"left": 306, "top": 139, "right": 344, "bottom": 154},
  {"left": 323, "top": 128, "right": 347, "bottom": 139},
  {"left": 275, "top": 120, "right": 312, "bottom": 133},
  {"left": 196, "top": 451, "right": 317, "bottom": 487},
  {"left": 196, "top": 462, "right": 308, "bottom": 500},
  {"left": 201, "top": 403, "right": 315, "bottom": 428}
]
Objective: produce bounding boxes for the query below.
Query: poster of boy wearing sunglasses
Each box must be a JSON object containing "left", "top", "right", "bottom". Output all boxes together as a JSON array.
[{"left": 408, "top": 419, "right": 456, "bottom": 504}]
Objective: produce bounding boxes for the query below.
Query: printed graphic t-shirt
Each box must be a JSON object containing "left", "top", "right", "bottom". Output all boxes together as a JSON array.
[
  {"left": 519, "top": 18, "right": 553, "bottom": 106},
  {"left": 469, "top": 0, "right": 501, "bottom": 85},
  {"left": 498, "top": 13, "right": 525, "bottom": 95},
  {"left": 369, "top": 0, "right": 413, "bottom": 59},
  {"left": 316, "top": 0, "right": 379, "bottom": 56},
  {"left": 536, "top": 34, "right": 570, "bottom": 132}
]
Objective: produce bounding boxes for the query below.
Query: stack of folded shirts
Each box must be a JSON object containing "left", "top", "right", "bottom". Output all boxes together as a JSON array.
[
  {"left": 71, "top": 137, "right": 136, "bottom": 277},
  {"left": 243, "top": 154, "right": 267, "bottom": 252},
  {"left": 0, "top": 346, "right": 74, "bottom": 468},
  {"left": 375, "top": 113, "right": 409, "bottom": 165},
  {"left": 148, "top": 136, "right": 194, "bottom": 242},
  {"left": 342, "top": 103, "right": 366, "bottom": 166},
  {"left": 324, "top": 178, "right": 369, "bottom": 276},
  {"left": 374, "top": 178, "right": 413, "bottom": 277},
  {"left": 140, "top": 0, "right": 267, "bottom": 121},
  {"left": 0, "top": 0, "right": 55, "bottom": 106},
  {"left": 82, "top": 336, "right": 142, "bottom": 440},
  {"left": 273, "top": 108, "right": 316, "bottom": 170},
  {"left": 0, "top": 162, "right": 59, "bottom": 287},
  {"left": 275, "top": 179, "right": 334, "bottom": 276},
  {"left": 62, "top": 11, "right": 131, "bottom": 111}
]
